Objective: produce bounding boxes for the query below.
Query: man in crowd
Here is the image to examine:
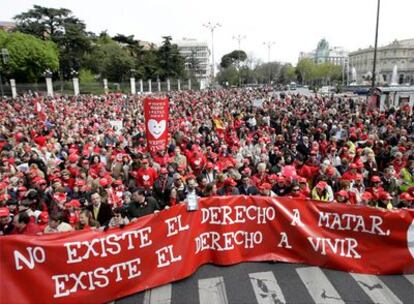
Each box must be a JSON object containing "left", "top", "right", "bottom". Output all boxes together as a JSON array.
[{"left": 127, "top": 188, "right": 159, "bottom": 219}]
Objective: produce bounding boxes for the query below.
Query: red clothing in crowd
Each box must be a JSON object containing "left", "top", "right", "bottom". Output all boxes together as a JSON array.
[
  {"left": 12, "top": 223, "right": 42, "bottom": 235},
  {"left": 135, "top": 166, "right": 158, "bottom": 188}
]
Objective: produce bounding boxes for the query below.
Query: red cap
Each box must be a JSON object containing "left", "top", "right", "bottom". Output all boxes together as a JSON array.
[
  {"left": 260, "top": 183, "right": 272, "bottom": 190},
  {"left": 315, "top": 181, "right": 327, "bottom": 189},
  {"left": 361, "top": 192, "right": 373, "bottom": 201},
  {"left": 326, "top": 166, "right": 335, "bottom": 176},
  {"left": 224, "top": 178, "right": 237, "bottom": 187},
  {"left": 99, "top": 178, "right": 109, "bottom": 187},
  {"left": 298, "top": 176, "right": 307, "bottom": 183},
  {"left": 336, "top": 190, "right": 349, "bottom": 198},
  {"left": 38, "top": 211, "right": 49, "bottom": 224},
  {"left": 68, "top": 154, "right": 79, "bottom": 163},
  {"left": 371, "top": 176, "right": 381, "bottom": 183},
  {"left": 75, "top": 180, "right": 86, "bottom": 187},
  {"left": 67, "top": 199, "right": 81, "bottom": 208},
  {"left": 0, "top": 207, "right": 10, "bottom": 217},
  {"left": 114, "top": 179, "right": 123, "bottom": 185},
  {"left": 379, "top": 191, "right": 392, "bottom": 200},
  {"left": 400, "top": 192, "right": 414, "bottom": 201},
  {"left": 349, "top": 163, "right": 358, "bottom": 169}
]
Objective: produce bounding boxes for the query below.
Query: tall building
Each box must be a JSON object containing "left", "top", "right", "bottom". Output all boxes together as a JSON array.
[
  {"left": 348, "top": 38, "right": 414, "bottom": 85},
  {"left": 175, "top": 38, "right": 211, "bottom": 83},
  {"left": 298, "top": 39, "right": 348, "bottom": 66}
]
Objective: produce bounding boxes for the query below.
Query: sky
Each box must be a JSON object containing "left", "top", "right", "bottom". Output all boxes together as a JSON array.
[{"left": 1, "top": 0, "right": 413, "bottom": 66}]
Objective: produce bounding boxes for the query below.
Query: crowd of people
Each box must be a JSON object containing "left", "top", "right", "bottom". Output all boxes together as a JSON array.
[{"left": 0, "top": 87, "right": 413, "bottom": 236}]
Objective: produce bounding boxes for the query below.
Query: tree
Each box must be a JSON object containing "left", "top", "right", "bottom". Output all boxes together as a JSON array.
[
  {"left": 296, "top": 58, "right": 316, "bottom": 84},
  {"left": 220, "top": 50, "right": 247, "bottom": 68},
  {"left": 157, "top": 36, "right": 185, "bottom": 80},
  {"left": 0, "top": 30, "right": 59, "bottom": 82},
  {"left": 279, "top": 64, "right": 296, "bottom": 84},
  {"left": 216, "top": 66, "right": 238, "bottom": 86},
  {"left": 83, "top": 35, "right": 133, "bottom": 82},
  {"left": 14, "top": 5, "right": 91, "bottom": 79}
]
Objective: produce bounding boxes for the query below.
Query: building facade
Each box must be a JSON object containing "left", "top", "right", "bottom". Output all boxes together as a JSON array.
[
  {"left": 349, "top": 38, "right": 414, "bottom": 85},
  {"left": 175, "top": 38, "right": 211, "bottom": 83},
  {"left": 298, "top": 39, "right": 348, "bottom": 66}
]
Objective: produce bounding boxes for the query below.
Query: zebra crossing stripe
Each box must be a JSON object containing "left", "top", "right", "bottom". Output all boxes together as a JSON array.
[
  {"left": 143, "top": 284, "right": 172, "bottom": 304},
  {"left": 350, "top": 273, "right": 403, "bottom": 304},
  {"left": 198, "top": 277, "right": 229, "bottom": 304},
  {"left": 249, "top": 271, "right": 286, "bottom": 304},
  {"left": 404, "top": 274, "right": 414, "bottom": 286},
  {"left": 296, "top": 267, "right": 344, "bottom": 303}
]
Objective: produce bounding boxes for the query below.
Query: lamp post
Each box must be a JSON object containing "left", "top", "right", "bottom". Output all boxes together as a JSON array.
[
  {"left": 203, "top": 22, "right": 221, "bottom": 81},
  {"left": 0, "top": 48, "right": 9, "bottom": 97},
  {"left": 71, "top": 69, "right": 80, "bottom": 96},
  {"left": 263, "top": 41, "right": 275, "bottom": 84},
  {"left": 44, "top": 69, "right": 53, "bottom": 97},
  {"left": 130, "top": 68, "right": 136, "bottom": 95},
  {"left": 371, "top": 0, "right": 381, "bottom": 92},
  {"left": 233, "top": 34, "right": 246, "bottom": 87}
]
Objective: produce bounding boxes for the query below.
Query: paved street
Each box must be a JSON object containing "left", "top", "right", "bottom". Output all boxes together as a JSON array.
[{"left": 115, "top": 262, "right": 414, "bottom": 304}]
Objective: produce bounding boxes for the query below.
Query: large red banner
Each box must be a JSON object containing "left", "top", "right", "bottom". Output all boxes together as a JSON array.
[
  {"left": 143, "top": 98, "right": 169, "bottom": 154},
  {"left": 1, "top": 196, "right": 414, "bottom": 304}
]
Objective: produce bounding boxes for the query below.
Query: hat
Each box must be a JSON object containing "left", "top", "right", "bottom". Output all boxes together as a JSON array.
[
  {"left": 68, "top": 154, "right": 79, "bottom": 163},
  {"left": 400, "top": 192, "right": 414, "bottom": 201},
  {"left": 53, "top": 192, "right": 67, "bottom": 203},
  {"left": 0, "top": 207, "right": 10, "bottom": 217},
  {"left": 336, "top": 190, "right": 349, "bottom": 198},
  {"left": 371, "top": 176, "right": 381, "bottom": 183},
  {"left": 38, "top": 211, "right": 49, "bottom": 224},
  {"left": 298, "top": 176, "right": 307, "bottom": 183},
  {"left": 67, "top": 199, "right": 81, "bottom": 208},
  {"left": 75, "top": 180, "right": 86, "bottom": 187},
  {"left": 224, "top": 178, "right": 237, "bottom": 187},
  {"left": 260, "top": 183, "right": 272, "bottom": 190},
  {"left": 361, "top": 192, "right": 373, "bottom": 201},
  {"left": 315, "top": 181, "right": 327, "bottom": 190},
  {"left": 349, "top": 163, "right": 358, "bottom": 169},
  {"left": 379, "top": 191, "right": 392, "bottom": 200},
  {"left": 325, "top": 166, "right": 335, "bottom": 176},
  {"left": 99, "top": 178, "right": 109, "bottom": 187}
]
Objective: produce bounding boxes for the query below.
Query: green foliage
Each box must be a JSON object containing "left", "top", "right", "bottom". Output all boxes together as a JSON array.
[
  {"left": 295, "top": 58, "right": 342, "bottom": 85},
  {"left": 83, "top": 36, "right": 134, "bottom": 81},
  {"left": 216, "top": 66, "right": 238, "bottom": 86},
  {"left": 157, "top": 36, "right": 185, "bottom": 79},
  {"left": 78, "top": 68, "right": 95, "bottom": 83},
  {"left": 220, "top": 50, "right": 248, "bottom": 68},
  {"left": 279, "top": 64, "right": 296, "bottom": 84},
  {"left": 0, "top": 30, "right": 59, "bottom": 82},
  {"left": 14, "top": 5, "right": 91, "bottom": 79}
]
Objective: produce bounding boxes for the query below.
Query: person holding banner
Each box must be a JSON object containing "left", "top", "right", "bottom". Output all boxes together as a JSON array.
[{"left": 127, "top": 188, "right": 159, "bottom": 219}]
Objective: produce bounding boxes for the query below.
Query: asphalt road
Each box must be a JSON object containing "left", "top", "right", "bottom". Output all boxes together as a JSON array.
[{"left": 115, "top": 261, "right": 414, "bottom": 304}]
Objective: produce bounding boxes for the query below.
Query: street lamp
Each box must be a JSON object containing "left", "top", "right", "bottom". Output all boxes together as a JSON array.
[
  {"left": 371, "top": 0, "right": 381, "bottom": 92},
  {"left": 203, "top": 22, "right": 221, "bottom": 81},
  {"left": 233, "top": 34, "right": 246, "bottom": 87},
  {"left": 263, "top": 41, "right": 275, "bottom": 84}
]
